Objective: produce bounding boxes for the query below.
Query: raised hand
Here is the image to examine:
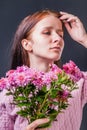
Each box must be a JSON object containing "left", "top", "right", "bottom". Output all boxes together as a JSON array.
[{"left": 60, "top": 11, "right": 87, "bottom": 47}]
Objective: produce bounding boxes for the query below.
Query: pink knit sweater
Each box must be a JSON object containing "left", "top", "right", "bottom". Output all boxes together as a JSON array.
[{"left": 0, "top": 72, "right": 87, "bottom": 130}]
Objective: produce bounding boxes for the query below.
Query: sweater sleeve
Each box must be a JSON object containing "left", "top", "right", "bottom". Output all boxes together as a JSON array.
[
  {"left": 0, "top": 89, "right": 28, "bottom": 130},
  {"left": 81, "top": 72, "right": 87, "bottom": 107},
  {"left": 0, "top": 89, "right": 16, "bottom": 130}
]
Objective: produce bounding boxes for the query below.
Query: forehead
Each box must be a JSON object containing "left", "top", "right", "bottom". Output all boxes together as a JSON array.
[{"left": 33, "top": 15, "right": 63, "bottom": 30}]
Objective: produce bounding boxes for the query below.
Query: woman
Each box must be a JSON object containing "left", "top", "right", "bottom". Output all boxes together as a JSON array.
[{"left": 0, "top": 9, "right": 87, "bottom": 130}]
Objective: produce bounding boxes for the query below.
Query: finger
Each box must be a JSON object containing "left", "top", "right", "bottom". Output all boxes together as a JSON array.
[
  {"left": 26, "top": 118, "right": 50, "bottom": 130},
  {"left": 60, "top": 14, "right": 76, "bottom": 21},
  {"left": 60, "top": 11, "right": 75, "bottom": 17},
  {"left": 66, "top": 16, "right": 80, "bottom": 23},
  {"left": 64, "top": 22, "right": 72, "bottom": 32},
  {"left": 60, "top": 11, "right": 69, "bottom": 15},
  {"left": 59, "top": 12, "right": 77, "bottom": 21},
  {"left": 60, "top": 12, "right": 80, "bottom": 22}
]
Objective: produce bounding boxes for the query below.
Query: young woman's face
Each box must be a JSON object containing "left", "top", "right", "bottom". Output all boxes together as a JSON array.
[{"left": 29, "top": 15, "right": 64, "bottom": 63}]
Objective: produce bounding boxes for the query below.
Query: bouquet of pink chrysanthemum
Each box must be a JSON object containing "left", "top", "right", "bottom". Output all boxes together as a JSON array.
[{"left": 0, "top": 61, "right": 82, "bottom": 129}]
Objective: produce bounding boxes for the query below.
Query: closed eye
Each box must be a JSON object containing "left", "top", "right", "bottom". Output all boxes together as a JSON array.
[
  {"left": 56, "top": 31, "right": 64, "bottom": 38},
  {"left": 43, "top": 31, "right": 51, "bottom": 35},
  {"left": 59, "top": 34, "right": 63, "bottom": 38}
]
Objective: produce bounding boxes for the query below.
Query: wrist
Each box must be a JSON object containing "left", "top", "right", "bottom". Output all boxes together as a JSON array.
[{"left": 79, "top": 34, "right": 87, "bottom": 48}]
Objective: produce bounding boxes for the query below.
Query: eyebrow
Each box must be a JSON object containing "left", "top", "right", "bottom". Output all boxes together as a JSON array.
[{"left": 42, "top": 26, "right": 63, "bottom": 32}]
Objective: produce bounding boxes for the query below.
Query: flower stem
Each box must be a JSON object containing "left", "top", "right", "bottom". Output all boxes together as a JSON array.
[{"left": 36, "top": 88, "right": 51, "bottom": 118}]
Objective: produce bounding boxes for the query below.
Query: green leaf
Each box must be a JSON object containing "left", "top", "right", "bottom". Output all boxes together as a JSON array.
[
  {"left": 17, "top": 110, "right": 28, "bottom": 117},
  {"left": 48, "top": 109, "right": 58, "bottom": 121},
  {"left": 38, "top": 113, "right": 46, "bottom": 118},
  {"left": 42, "top": 85, "right": 47, "bottom": 92},
  {"left": 17, "top": 102, "right": 30, "bottom": 107},
  {"left": 15, "top": 96, "right": 27, "bottom": 101}
]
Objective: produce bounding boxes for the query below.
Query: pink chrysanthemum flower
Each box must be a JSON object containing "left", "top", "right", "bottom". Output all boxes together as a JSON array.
[
  {"left": 0, "top": 62, "right": 78, "bottom": 129},
  {"left": 0, "top": 77, "right": 10, "bottom": 90},
  {"left": 63, "top": 60, "right": 83, "bottom": 81}
]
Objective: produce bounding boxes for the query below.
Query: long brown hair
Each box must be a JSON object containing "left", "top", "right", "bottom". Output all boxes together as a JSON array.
[{"left": 11, "top": 9, "right": 63, "bottom": 69}]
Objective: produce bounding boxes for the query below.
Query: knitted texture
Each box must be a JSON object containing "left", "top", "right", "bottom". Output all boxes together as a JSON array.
[{"left": 0, "top": 72, "right": 87, "bottom": 130}]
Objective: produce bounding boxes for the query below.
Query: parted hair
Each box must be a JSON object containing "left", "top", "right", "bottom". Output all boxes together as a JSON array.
[{"left": 11, "top": 9, "right": 63, "bottom": 69}]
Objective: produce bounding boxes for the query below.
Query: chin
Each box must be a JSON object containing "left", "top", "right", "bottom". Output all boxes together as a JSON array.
[
  {"left": 51, "top": 57, "right": 60, "bottom": 62},
  {"left": 48, "top": 54, "right": 61, "bottom": 61},
  {"left": 52, "top": 53, "right": 61, "bottom": 60},
  {"left": 53, "top": 55, "right": 61, "bottom": 61}
]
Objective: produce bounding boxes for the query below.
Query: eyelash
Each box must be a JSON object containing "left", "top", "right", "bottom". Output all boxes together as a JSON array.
[
  {"left": 59, "top": 34, "right": 63, "bottom": 38},
  {"left": 43, "top": 31, "right": 51, "bottom": 35},
  {"left": 43, "top": 31, "right": 63, "bottom": 38}
]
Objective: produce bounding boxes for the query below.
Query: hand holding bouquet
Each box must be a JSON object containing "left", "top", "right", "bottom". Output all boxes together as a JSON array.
[{"left": 0, "top": 61, "right": 83, "bottom": 129}]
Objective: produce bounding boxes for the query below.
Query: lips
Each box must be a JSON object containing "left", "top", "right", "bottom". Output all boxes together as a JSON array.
[{"left": 50, "top": 46, "right": 61, "bottom": 51}]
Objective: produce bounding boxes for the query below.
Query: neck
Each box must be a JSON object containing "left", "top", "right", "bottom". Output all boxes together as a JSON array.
[
  {"left": 30, "top": 61, "right": 52, "bottom": 72},
  {"left": 29, "top": 57, "right": 53, "bottom": 72}
]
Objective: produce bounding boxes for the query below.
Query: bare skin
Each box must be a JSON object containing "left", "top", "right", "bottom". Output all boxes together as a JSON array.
[
  {"left": 22, "top": 14, "right": 63, "bottom": 130},
  {"left": 60, "top": 11, "right": 87, "bottom": 48},
  {"left": 25, "top": 118, "right": 49, "bottom": 130},
  {"left": 24, "top": 11, "right": 87, "bottom": 130}
]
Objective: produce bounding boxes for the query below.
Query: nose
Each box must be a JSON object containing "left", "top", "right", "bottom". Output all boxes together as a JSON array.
[{"left": 52, "top": 32, "right": 62, "bottom": 43}]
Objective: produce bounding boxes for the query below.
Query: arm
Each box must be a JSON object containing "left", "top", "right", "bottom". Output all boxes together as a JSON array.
[
  {"left": 0, "top": 106, "right": 14, "bottom": 130},
  {"left": 0, "top": 89, "right": 17, "bottom": 130},
  {"left": 59, "top": 11, "right": 87, "bottom": 48},
  {"left": 0, "top": 90, "right": 49, "bottom": 130}
]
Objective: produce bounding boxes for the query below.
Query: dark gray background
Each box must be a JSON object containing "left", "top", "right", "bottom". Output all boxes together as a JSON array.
[{"left": 0, "top": 0, "right": 87, "bottom": 129}]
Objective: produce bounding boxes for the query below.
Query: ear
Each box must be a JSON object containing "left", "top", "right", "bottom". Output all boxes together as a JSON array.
[{"left": 21, "top": 39, "right": 32, "bottom": 52}]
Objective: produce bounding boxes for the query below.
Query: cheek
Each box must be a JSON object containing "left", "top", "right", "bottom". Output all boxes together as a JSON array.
[
  {"left": 62, "top": 42, "right": 64, "bottom": 50},
  {"left": 33, "top": 42, "right": 46, "bottom": 53},
  {"left": 60, "top": 40, "right": 64, "bottom": 50}
]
